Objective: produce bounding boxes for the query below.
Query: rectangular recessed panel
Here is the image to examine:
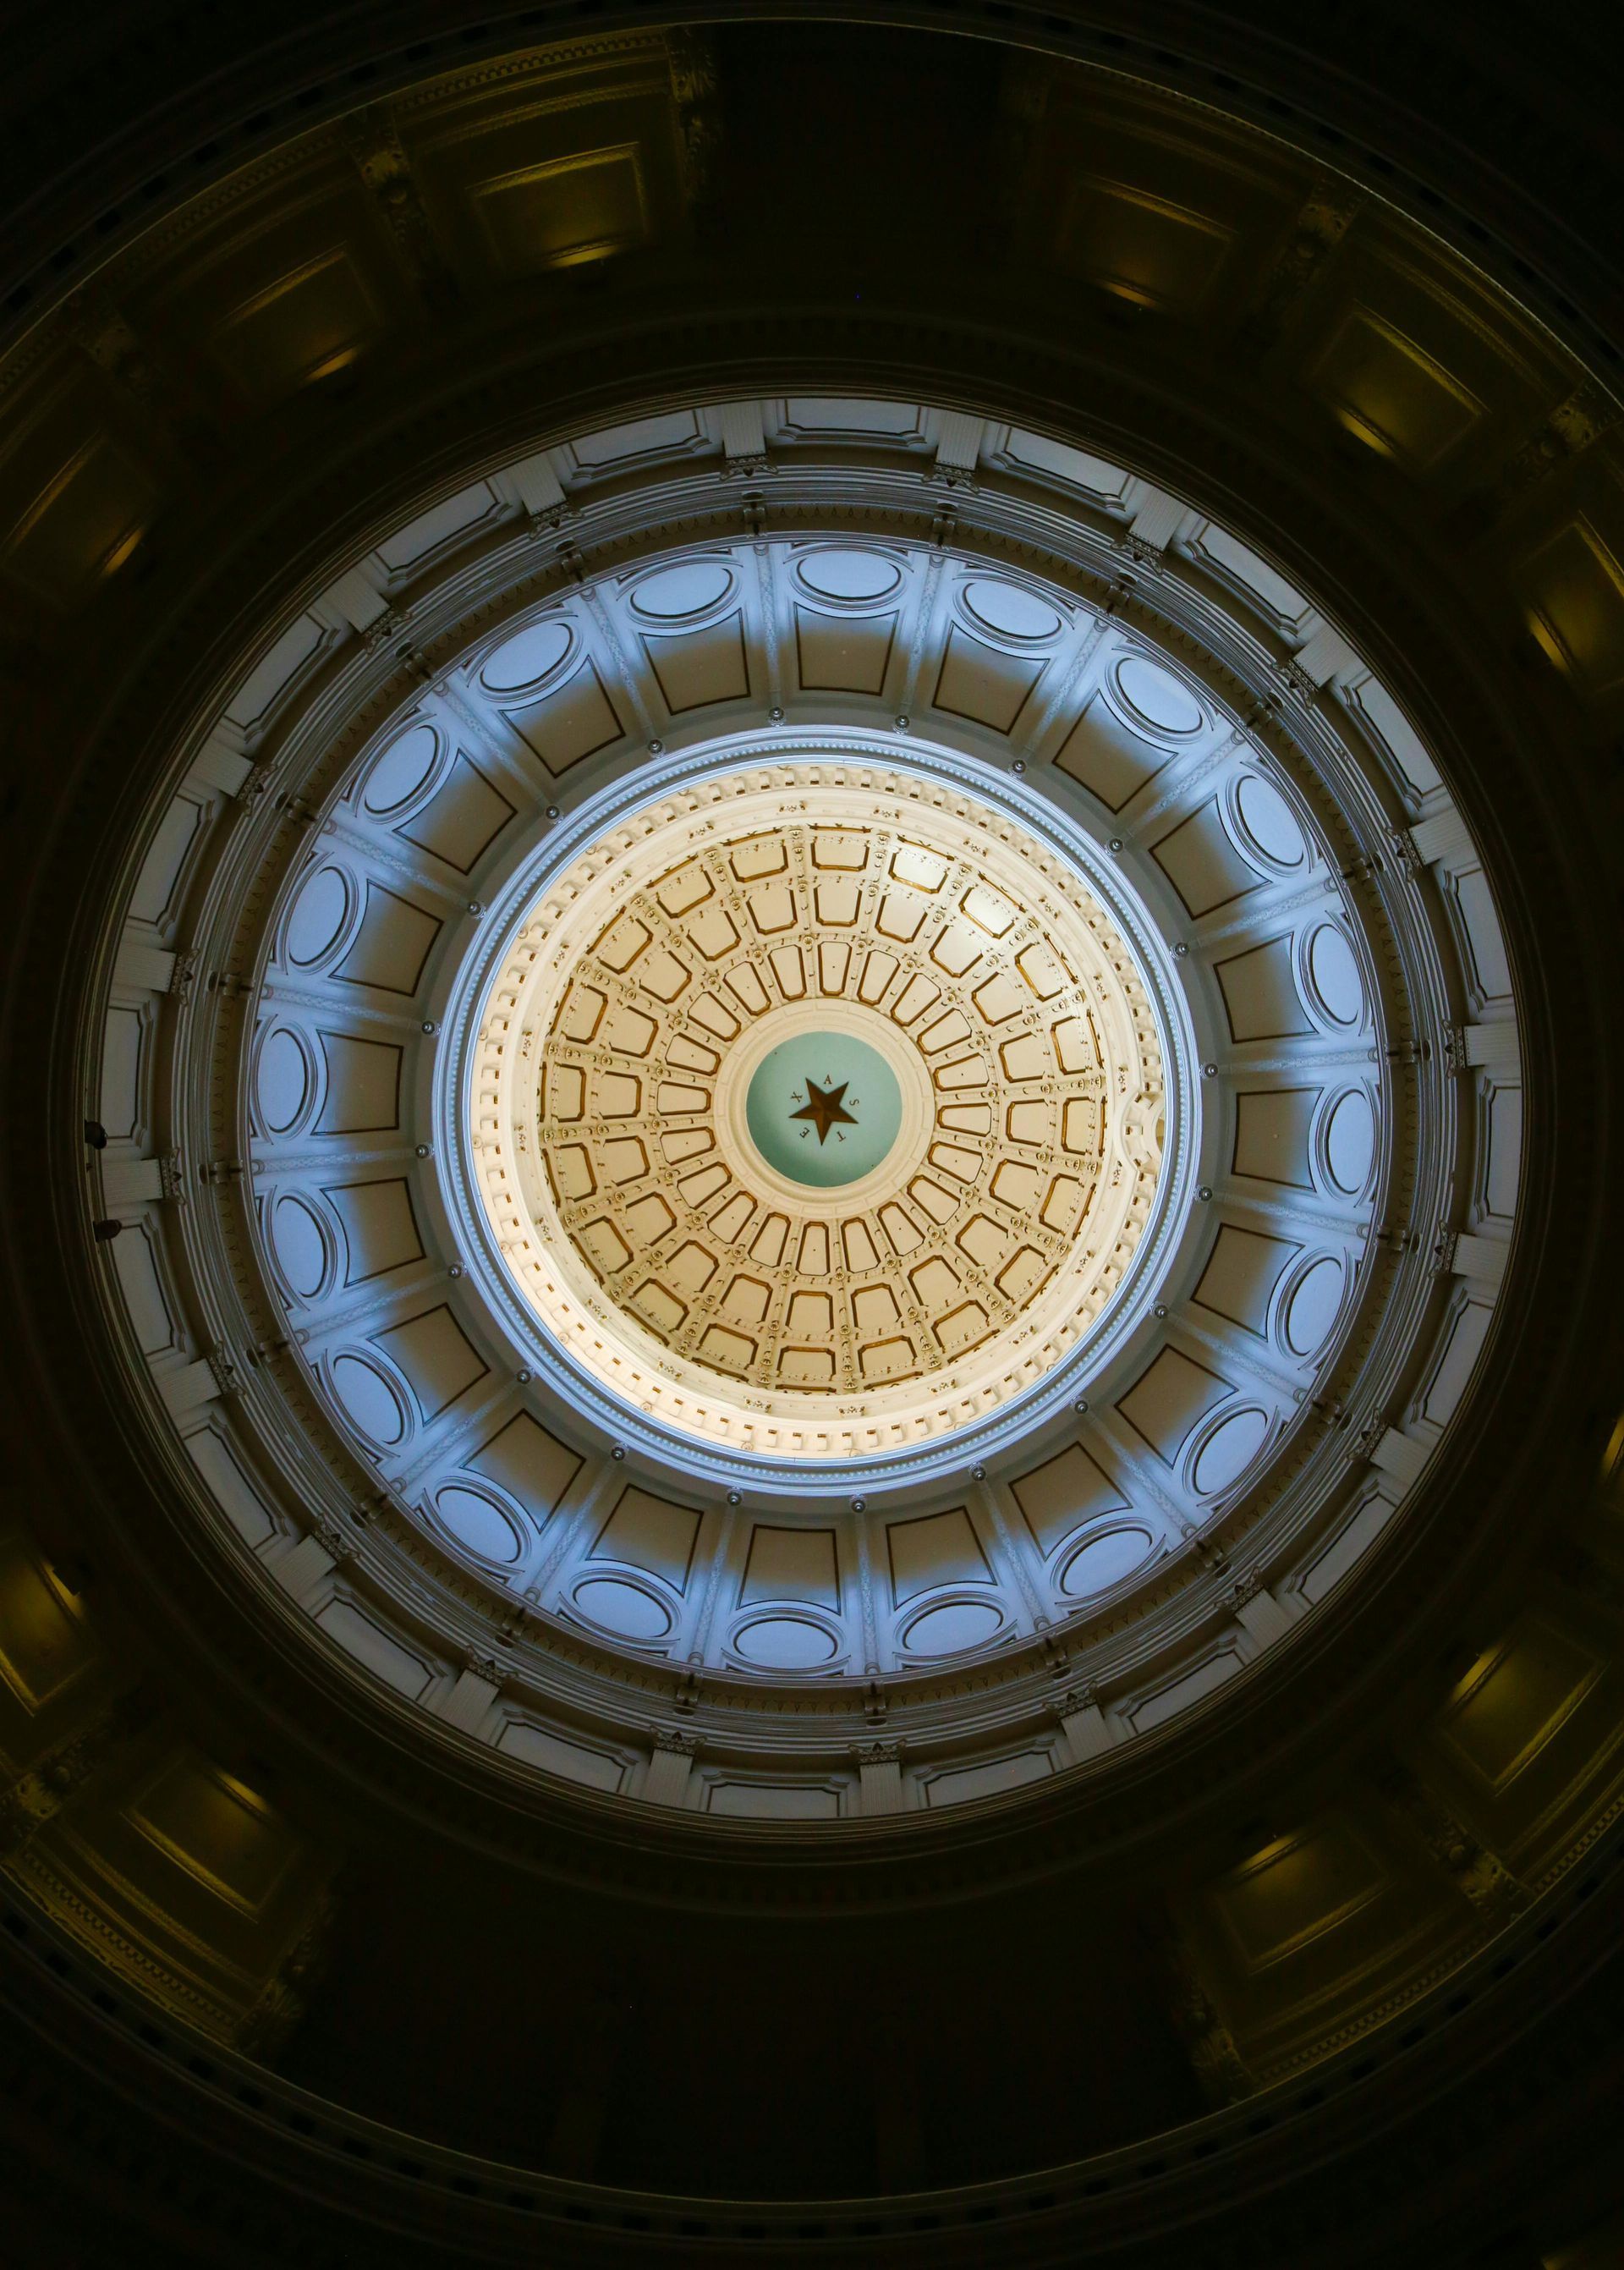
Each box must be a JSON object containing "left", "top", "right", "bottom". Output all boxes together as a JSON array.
[
  {"left": 467, "top": 1413, "right": 581, "bottom": 1522},
  {"left": 1128, "top": 1647, "right": 1241, "bottom": 1732},
  {"left": 316, "top": 1600, "right": 431, "bottom": 1699},
  {"left": 186, "top": 1430, "right": 277, "bottom": 1551},
  {"left": 1232, "top": 1087, "right": 1317, "bottom": 1188},
  {"left": 496, "top": 1721, "right": 625, "bottom": 1791},
  {"left": 0, "top": 1534, "right": 95, "bottom": 1709},
  {"left": 794, "top": 605, "right": 897, "bottom": 693},
  {"left": 1310, "top": 307, "right": 1484, "bottom": 469},
  {"left": 1060, "top": 176, "right": 1233, "bottom": 311},
  {"left": 1053, "top": 699, "right": 1171, "bottom": 810},
  {"left": 1011, "top": 1442, "right": 1131, "bottom": 1556},
  {"left": 886, "top": 1506, "right": 991, "bottom": 1605},
  {"left": 1447, "top": 868, "right": 1513, "bottom": 1003},
  {"left": 570, "top": 409, "right": 704, "bottom": 469},
  {"left": 1215, "top": 936, "right": 1313, "bottom": 1042},
  {"left": 1117, "top": 1347, "right": 1231, "bottom": 1463},
  {"left": 932, "top": 626, "right": 1046, "bottom": 733},
  {"left": 333, "top": 882, "right": 442, "bottom": 997},
  {"left": 1151, "top": 799, "right": 1261, "bottom": 916},
  {"left": 2, "top": 423, "right": 162, "bottom": 606},
  {"left": 643, "top": 615, "right": 750, "bottom": 711},
  {"left": 128, "top": 797, "right": 206, "bottom": 926},
  {"left": 470, "top": 146, "right": 648, "bottom": 274},
  {"left": 376, "top": 483, "right": 502, "bottom": 574},
  {"left": 504, "top": 661, "right": 623, "bottom": 773},
  {"left": 127, "top": 1755, "right": 296, "bottom": 1917},
  {"left": 396, "top": 754, "right": 516, "bottom": 873},
  {"left": 593, "top": 1488, "right": 702, "bottom": 1589},
  {"left": 326, "top": 1179, "right": 423, "bottom": 1284},
  {"left": 315, "top": 1033, "right": 402, "bottom": 1134},
  {"left": 210, "top": 246, "right": 383, "bottom": 403},
  {"left": 924, "top": 1751, "right": 1052, "bottom": 1806},
  {"left": 1436, "top": 1620, "right": 1605, "bottom": 1791},
  {"left": 1416, "top": 1295, "right": 1493, "bottom": 1428},
  {"left": 1212, "top": 1822, "right": 1386, "bottom": 1970},
  {"left": 1193, "top": 1225, "right": 1298, "bottom": 1336},
  {"left": 1479, "top": 1080, "right": 1522, "bottom": 1221},
  {"left": 372, "top": 1305, "right": 488, "bottom": 1421},
  {"left": 112, "top": 1219, "right": 178, "bottom": 1355},
  {"left": 706, "top": 1781, "right": 842, "bottom": 1820},
  {"left": 1522, "top": 517, "right": 1624, "bottom": 692},
  {"left": 734, "top": 1525, "right": 839, "bottom": 1616},
  {"left": 1000, "top": 431, "right": 1129, "bottom": 503}
]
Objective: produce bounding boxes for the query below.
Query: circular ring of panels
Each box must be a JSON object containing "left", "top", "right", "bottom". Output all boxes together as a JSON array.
[
  {"left": 463, "top": 750, "right": 1172, "bottom": 1465},
  {"left": 88, "top": 393, "right": 1519, "bottom": 1816}
]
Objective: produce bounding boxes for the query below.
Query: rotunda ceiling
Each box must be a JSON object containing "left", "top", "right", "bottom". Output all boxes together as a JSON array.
[
  {"left": 475, "top": 760, "right": 1165, "bottom": 1458},
  {"left": 89, "top": 392, "right": 1517, "bottom": 1817}
]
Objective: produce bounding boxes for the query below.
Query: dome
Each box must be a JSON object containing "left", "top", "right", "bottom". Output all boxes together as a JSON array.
[
  {"left": 91, "top": 397, "right": 1497, "bottom": 1773},
  {"left": 2, "top": 11, "right": 1621, "bottom": 2266}
]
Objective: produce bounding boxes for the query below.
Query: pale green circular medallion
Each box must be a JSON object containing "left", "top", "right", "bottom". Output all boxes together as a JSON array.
[{"left": 744, "top": 1031, "right": 903, "bottom": 1190}]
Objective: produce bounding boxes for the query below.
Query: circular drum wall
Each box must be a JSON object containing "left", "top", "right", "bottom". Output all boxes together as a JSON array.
[{"left": 89, "top": 396, "right": 1514, "bottom": 1815}]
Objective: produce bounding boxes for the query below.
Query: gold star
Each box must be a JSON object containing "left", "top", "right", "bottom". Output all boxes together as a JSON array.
[{"left": 791, "top": 1077, "right": 858, "bottom": 1145}]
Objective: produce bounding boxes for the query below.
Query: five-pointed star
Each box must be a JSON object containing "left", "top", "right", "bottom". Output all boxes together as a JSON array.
[{"left": 791, "top": 1076, "right": 858, "bottom": 1145}]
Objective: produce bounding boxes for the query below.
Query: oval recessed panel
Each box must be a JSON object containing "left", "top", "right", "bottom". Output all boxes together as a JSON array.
[
  {"left": 1114, "top": 657, "right": 1204, "bottom": 737},
  {"left": 1283, "top": 1256, "right": 1344, "bottom": 1358},
  {"left": 573, "top": 1577, "right": 672, "bottom": 1642},
  {"left": 961, "top": 578, "right": 1062, "bottom": 642},
  {"left": 480, "top": 618, "right": 573, "bottom": 695},
  {"left": 1325, "top": 1088, "right": 1376, "bottom": 1195},
  {"left": 732, "top": 1617, "right": 839, "bottom": 1670},
  {"left": 1234, "top": 775, "right": 1307, "bottom": 869},
  {"left": 1191, "top": 1406, "right": 1270, "bottom": 1496},
  {"left": 257, "top": 1030, "right": 312, "bottom": 1135},
  {"left": 285, "top": 866, "right": 352, "bottom": 966},
  {"left": 331, "top": 1355, "right": 406, "bottom": 1446},
  {"left": 362, "top": 724, "right": 441, "bottom": 816},
  {"left": 796, "top": 548, "right": 903, "bottom": 602},
  {"left": 434, "top": 1486, "right": 522, "bottom": 1564},
  {"left": 1060, "top": 1525, "right": 1156, "bottom": 1598},
  {"left": 901, "top": 1598, "right": 1004, "bottom": 1657},
  {"left": 629, "top": 559, "right": 733, "bottom": 619},
  {"left": 271, "top": 1195, "right": 329, "bottom": 1300},
  {"left": 1308, "top": 924, "right": 1364, "bottom": 1025}
]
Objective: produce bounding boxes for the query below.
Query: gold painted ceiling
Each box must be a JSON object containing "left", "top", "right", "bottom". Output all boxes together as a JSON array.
[{"left": 476, "top": 765, "right": 1165, "bottom": 1459}]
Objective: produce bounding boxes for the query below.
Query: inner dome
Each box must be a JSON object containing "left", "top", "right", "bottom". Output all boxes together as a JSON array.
[{"left": 469, "top": 757, "right": 1169, "bottom": 1461}]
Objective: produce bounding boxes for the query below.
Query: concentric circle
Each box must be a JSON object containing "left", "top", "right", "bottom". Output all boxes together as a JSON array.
[
  {"left": 464, "top": 756, "right": 1171, "bottom": 1462},
  {"left": 743, "top": 1029, "right": 903, "bottom": 1191}
]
